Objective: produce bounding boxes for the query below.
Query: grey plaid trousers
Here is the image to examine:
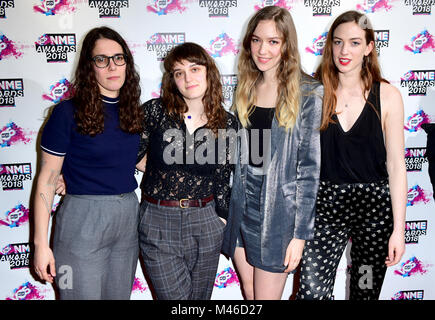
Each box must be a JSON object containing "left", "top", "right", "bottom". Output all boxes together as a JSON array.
[{"left": 138, "top": 199, "right": 225, "bottom": 300}]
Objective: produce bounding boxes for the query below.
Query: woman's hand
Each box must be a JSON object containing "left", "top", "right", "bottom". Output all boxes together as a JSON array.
[
  {"left": 55, "top": 174, "right": 66, "bottom": 195},
  {"left": 34, "top": 245, "right": 56, "bottom": 283},
  {"left": 284, "top": 238, "right": 305, "bottom": 273},
  {"left": 385, "top": 229, "right": 405, "bottom": 267}
]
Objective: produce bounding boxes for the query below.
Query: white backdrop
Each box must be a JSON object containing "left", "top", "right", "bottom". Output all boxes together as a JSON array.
[{"left": 0, "top": 0, "right": 434, "bottom": 301}]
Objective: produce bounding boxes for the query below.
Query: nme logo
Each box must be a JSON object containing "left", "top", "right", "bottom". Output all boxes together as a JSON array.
[{"left": 0, "top": 78, "right": 23, "bottom": 107}]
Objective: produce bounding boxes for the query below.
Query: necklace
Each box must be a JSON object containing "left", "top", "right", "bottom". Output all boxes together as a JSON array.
[{"left": 184, "top": 112, "right": 205, "bottom": 120}]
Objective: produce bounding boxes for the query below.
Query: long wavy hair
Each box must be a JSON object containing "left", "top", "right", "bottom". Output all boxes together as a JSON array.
[
  {"left": 161, "top": 42, "right": 226, "bottom": 134},
  {"left": 72, "top": 26, "right": 143, "bottom": 136},
  {"left": 315, "top": 10, "right": 388, "bottom": 131},
  {"left": 233, "top": 6, "right": 303, "bottom": 131}
]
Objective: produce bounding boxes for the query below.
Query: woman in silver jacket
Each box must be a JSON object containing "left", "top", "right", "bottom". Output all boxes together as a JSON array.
[{"left": 221, "top": 6, "right": 323, "bottom": 300}]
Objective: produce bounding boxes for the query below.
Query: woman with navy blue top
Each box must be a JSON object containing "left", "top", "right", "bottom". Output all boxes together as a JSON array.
[{"left": 33, "top": 27, "right": 143, "bottom": 300}]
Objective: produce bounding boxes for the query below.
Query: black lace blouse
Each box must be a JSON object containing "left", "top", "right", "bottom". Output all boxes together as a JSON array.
[{"left": 137, "top": 98, "right": 237, "bottom": 219}]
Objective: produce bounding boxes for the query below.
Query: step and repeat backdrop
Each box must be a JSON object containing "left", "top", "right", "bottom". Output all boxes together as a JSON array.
[{"left": 0, "top": 0, "right": 434, "bottom": 301}]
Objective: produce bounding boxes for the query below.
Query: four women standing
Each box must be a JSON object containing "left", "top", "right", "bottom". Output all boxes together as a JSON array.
[{"left": 33, "top": 7, "right": 407, "bottom": 300}]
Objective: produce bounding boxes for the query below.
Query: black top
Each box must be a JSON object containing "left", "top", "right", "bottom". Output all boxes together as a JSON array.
[
  {"left": 320, "top": 81, "right": 388, "bottom": 184},
  {"left": 247, "top": 106, "right": 275, "bottom": 167},
  {"left": 137, "top": 98, "right": 237, "bottom": 219}
]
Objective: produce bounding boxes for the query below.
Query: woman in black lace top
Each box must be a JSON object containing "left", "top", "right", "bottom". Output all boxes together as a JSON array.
[{"left": 136, "top": 42, "right": 237, "bottom": 300}]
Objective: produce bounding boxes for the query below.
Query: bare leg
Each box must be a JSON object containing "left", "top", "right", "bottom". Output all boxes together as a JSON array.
[
  {"left": 232, "top": 247, "right": 254, "bottom": 300},
  {"left": 254, "top": 268, "right": 288, "bottom": 300}
]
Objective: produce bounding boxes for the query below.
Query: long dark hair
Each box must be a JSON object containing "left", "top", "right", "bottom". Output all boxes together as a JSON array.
[
  {"left": 161, "top": 42, "right": 226, "bottom": 134},
  {"left": 316, "top": 10, "right": 388, "bottom": 131},
  {"left": 73, "top": 26, "right": 143, "bottom": 136}
]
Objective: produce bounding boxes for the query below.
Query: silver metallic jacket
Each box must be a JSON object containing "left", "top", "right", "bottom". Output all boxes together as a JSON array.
[{"left": 222, "top": 76, "right": 323, "bottom": 272}]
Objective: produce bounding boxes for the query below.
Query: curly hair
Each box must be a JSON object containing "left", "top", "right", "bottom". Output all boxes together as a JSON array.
[
  {"left": 233, "top": 6, "right": 303, "bottom": 131},
  {"left": 161, "top": 42, "right": 227, "bottom": 134},
  {"left": 315, "top": 10, "right": 388, "bottom": 131},
  {"left": 72, "top": 26, "right": 143, "bottom": 136}
]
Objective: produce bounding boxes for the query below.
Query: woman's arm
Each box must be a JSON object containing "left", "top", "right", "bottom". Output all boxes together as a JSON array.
[
  {"left": 136, "top": 155, "right": 147, "bottom": 172},
  {"left": 284, "top": 83, "right": 323, "bottom": 273},
  {"left": 33, "top": 151, "right": 64, "bottom": 283},
  {"left": 381, "top": 82, "right": 407, "bottom": 267}
]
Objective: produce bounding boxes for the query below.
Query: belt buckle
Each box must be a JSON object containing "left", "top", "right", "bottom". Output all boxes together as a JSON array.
[{"left": 179, "top": 198, "right": 189, "bottom": 208}]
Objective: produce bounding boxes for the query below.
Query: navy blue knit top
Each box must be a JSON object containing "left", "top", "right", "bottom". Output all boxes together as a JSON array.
[{"left": 40, "top": 96, "right": 140, "bottom": 195}]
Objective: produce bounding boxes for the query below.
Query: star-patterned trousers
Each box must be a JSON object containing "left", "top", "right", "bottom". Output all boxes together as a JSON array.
[{"left": 296, "top": 180, "right": 394, "bottom": 300}]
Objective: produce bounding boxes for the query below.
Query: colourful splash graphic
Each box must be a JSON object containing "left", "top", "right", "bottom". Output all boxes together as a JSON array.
[
  {"left": 207, "top": 33, "right": 238, "bottom": 58},
  {"left": 254, "top": 0, "right": 294, "bottom": 10},
  {"left": 0, "top": 122, "right": 32, "bottom": 148},
  {"left": 151, "top": 83, "right": 161, "bottom": 99},
  {"left": 356, "top": 0, "right": 394, "bottom": 13},
  {"left": 146, "top": 0, "right": 190, "bottom": 15},
  {"left": 35, "top": 34, "right": 55, "bottom": 46},
  {"left": 395, "top": 257, "right": 428, "bottom": 277},
  {"left": 306, "top": 32, "right": 328, "bottom": 56},
  {"left": 0, "top": 34, "right": 23, "bottom": 60},
  {"left": 404, "top": 109, "right": 431, "bottom": 132},
  {"left": 131, "top": 277, "right": 149, "bottom": 293},
  {"left": 407, "top": 185, "right": 432, "bottom": 207},
  {"left": 0, "top": 244, "right": 16, "bottom": 256},
  {"left": 404, "top": 30, "right": 435, "bottom": 54},
  {"left": 33, "top": 0, "right": 76, "bottom": 16},
  {"left": 0, "top": 204, "right": 29, "bottom": 228},
  {"left": 6, "top": 282, "right": 47, "bottom": 300},
  {"left": 214, "top": 267, "right": 239, "bottom": 289},
  {"left": 42, "top": 78, "right": 73, "bottom": 103}
]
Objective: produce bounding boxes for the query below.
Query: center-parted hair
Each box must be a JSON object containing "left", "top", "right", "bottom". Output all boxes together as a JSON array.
[
  {"left": 233, "top": 5, "right": 303, "bottom": 131},
  {"left": 73, "top": 26, "right": 143, "bottom": 136},
  {"left": 161, "top": 42, "right": 227, "bottom": 134},
  {"left": 315, "top": 10, "right": 388, "bottom": 131}
]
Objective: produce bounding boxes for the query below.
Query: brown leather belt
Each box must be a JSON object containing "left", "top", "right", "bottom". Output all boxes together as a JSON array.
[{"left": 143, "top": 195, "right": 214, "bottom": 208}]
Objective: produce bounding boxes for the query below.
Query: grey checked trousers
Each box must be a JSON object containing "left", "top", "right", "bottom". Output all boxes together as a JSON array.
[{"left": 138, "top": 199, "right": 225, "bottom": 300}]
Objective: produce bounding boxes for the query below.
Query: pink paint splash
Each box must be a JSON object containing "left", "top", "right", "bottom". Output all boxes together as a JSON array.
[
  {"left": 395, "top": 257, "right": 428, "bottom": 277},
  {"left": 0, "top": 122, "right": 32, "bottom": 148},
  {"left": 0, "top": 244, "right": 16, "bottom": 256},
  {"left": 35, "top": 34, "right": 55, "bottom": 46},
  {"left": 306, "top": 32, "right": 328, "bottom": 56},
  {"left": 6, "top": 282, "right": 47, "bottom": 300},
  {"left": 356, "top": 0, "right": 394, "bottom": 13},
  {"left": 254, "top": 0, "right": 294, "bottom": 11},
  {"left": 404, "top": 109, "right": 431, "bottom": 132},
  {"left": 33, "top": 0, "right": 76, "bottom": 16},
  {"left": 214, "top": 267, "right": 239, "bottom": 288},
  {"left": 0, "top": 34, "right": 23, "bottom": 60},
  {"left": 150, "top": 83, "right": 162, "bottom": 99},
  {"left": 42, "top": 78, "right": 73, "bottom": 103},
  {"left": 207, "top": 33, "right": 239, "bottom": 58},
  {"left": 0, "top": 204, "right": 29, "bottom": 228},
  {"left": 404, "top": 30, "right": 435, "bottom": 54},
  {"left": 146, "top": 0, "right": 191, "bottom": 15},
  {"left": 407, "top": 185, "right": 432, "bottom": 207},
  {"left": 131, "top": 277, "right": 148, "bottom": 293}
]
